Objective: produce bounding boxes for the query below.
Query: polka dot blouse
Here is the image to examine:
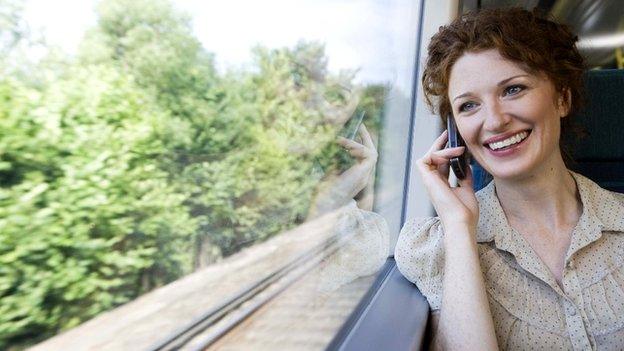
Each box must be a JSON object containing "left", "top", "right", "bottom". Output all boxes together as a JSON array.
[{"left": 395, "top": 171, "right": 624, "bottom": 350}]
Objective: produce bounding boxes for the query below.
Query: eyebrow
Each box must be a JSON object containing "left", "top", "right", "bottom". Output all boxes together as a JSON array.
[{"left": 452, "top": 74, "right": 530, "bottom": 102}]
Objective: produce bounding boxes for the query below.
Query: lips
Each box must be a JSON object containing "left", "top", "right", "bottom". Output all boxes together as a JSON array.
[
  {"left": 482, "top": 129, "right": 532, "bottom": 157},
  {"left": 483, "top": 130, "right": 532, "bottom": 150}
]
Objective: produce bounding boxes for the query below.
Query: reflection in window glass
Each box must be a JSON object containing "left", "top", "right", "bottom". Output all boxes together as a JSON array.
[{"left": 1, "top": 0, "right": 420, "bottom": 349}]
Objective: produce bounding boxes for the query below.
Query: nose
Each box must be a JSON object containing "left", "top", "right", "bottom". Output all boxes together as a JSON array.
[{"left": 483, "top": 100, "right": 512, "bottom": 132}]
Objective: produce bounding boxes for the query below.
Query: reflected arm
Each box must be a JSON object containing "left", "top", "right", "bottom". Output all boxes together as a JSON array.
[{"left": 307, "top": 123, "right": 377, "bottom": 219}]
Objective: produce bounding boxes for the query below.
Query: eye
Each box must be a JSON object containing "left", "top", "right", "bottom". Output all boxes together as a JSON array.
[
  {"left": 459, "top": 101, "right": 478, "bottom": 112},
  {"left": 503, "top": 84, "right": 526, "bottom": 96}
]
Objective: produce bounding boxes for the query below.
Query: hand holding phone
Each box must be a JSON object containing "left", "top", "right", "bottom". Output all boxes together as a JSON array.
[
  {"left": 447, "top": 114, "right": 469, "bottom": 179},
  {"left": 415, "top": 120, "right": 478, "bottom": 233}
]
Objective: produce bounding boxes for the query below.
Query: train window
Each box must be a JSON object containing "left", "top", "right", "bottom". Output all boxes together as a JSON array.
[{"left": 2, "top": 0, "right": 425, "bottom": 349}]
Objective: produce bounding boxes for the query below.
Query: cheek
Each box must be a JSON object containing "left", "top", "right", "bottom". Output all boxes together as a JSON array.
[
  {"left": 456, "top": 120, "right": 484, "bottom": 159},
  {"left": 517, "top": 94, "right": 558, "bottom": 123},
  {"left": 544, "top": 117, "right": 562, "bottom": 145},
  {"left": 456, "top": 119, "right": 481, "bottom": 146},
  {"left": 534, "top": 104, "right": 562, "bottom": 136}
]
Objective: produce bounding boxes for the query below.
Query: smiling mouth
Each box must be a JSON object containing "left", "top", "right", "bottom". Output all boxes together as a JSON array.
[{"left": 485, "top": 130, "right": 531, "bottom": 150}]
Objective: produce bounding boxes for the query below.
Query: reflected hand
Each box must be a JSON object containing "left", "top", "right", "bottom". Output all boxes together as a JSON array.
[
  {"left": 416, "top": 130, "right": 478, "bottom": 231},
  {"left": 335, "top": 123, "right": 378, "bottom": 199},
  {"left": 307, "top": 123, "right": 378, "bottom": 219}
]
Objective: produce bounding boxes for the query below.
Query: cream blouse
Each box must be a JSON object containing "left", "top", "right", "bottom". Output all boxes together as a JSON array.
[{"left": 395, "top": 171, "right": 624, "bottom": 350}]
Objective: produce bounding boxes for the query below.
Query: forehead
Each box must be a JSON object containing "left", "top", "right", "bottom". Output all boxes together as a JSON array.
[{"left": 448, "top": 49, "right": 530, "bottom": 97}]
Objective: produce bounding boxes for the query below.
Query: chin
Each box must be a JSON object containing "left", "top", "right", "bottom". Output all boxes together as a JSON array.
[
  {"left": 474, "top": 152, "right": 529, "bottom": 180},
  {"left": 486, "top": 166, "right": 532, "bottom": 181},
  {"left": 479, "top": 151, "right": 554, "bottom": 182}
]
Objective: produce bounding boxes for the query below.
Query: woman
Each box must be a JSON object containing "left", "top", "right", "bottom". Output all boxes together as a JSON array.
[{"left": 393, "top": 7, "right": 624, "bottom": 350}]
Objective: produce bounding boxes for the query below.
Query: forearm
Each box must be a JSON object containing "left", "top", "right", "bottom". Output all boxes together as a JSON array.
[
  {"left": 435, "top": 224, "right": 498, "bottom": 350},
  {"left": 307, "top": 161, "right": 376, "bottom": 219}
]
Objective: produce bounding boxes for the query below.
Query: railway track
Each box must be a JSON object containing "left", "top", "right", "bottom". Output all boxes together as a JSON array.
[{"left": 148, "top": 230, "right": 353, "bottom": 351}]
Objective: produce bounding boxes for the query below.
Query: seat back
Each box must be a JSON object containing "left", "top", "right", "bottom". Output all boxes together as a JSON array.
[{"left": 565, "top": 69, "right": 624, "bottom": 193}]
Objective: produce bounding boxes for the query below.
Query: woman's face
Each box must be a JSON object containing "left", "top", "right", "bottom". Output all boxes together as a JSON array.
[{"left": 448, "top": 49, "right": 569, "bottom": 181}]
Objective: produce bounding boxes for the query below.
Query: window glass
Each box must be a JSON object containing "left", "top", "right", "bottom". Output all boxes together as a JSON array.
[{"left": 1, "top": 0, "right": 421, "bottom": 349}]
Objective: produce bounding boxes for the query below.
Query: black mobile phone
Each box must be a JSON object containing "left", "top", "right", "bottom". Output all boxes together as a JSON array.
[{"left": 447, "top": 114, "right": 469, "bottom": 179}]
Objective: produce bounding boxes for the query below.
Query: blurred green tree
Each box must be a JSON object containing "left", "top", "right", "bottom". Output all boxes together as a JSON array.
[
  {"left": 0, "top": 0, "right": 387, "bottom": 348},
  {"left": 0, "top": 66, "right": 197, "bottom": 347}
]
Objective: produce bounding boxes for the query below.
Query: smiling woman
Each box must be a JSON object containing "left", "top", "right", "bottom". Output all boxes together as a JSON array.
[
  {"left": 1, "top": 0, "right": 424, "bottom": 349},
  {"left": 395, "top": 7, "right": 624, "bottom": 350},
  {"left": 448, "top": 50, "right": 570, "bottom": 180}
]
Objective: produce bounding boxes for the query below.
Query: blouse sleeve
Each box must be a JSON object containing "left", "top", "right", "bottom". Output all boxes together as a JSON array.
[
  {"left": 314, "top": 200, "right": 391, "bottom": 292},
  {"left": 394, "top": 217, "right": 445, "bottom": 310}
]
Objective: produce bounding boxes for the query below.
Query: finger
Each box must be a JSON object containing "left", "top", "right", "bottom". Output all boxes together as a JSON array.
[
  {"left": 417, "top": 167, "right": 461, "bottom": 213},
  {"left": 429, "top": 147, "right": 465, "bottom": 164},
  {"left": 358, "top": 124, "right": 376, "bottom": 150},
  {"left": 417, "top": 156, "right": 451, "bottom": 187},
  {"left": 338, "top": 125, "right": 375, "bottom": 152},
  {"left": 439, "top": 159, "right": 450, "bottom": 180},
  {"left": 336, "top": 136, "right": 361, "bottom": 149},
  {"left": 417, "top": 148, "right": 457, "bottom": 190},
  {"left": 420, "top": 131, "right": 450, "bottom": 170},
  {"left": 427, "top": 130, "right": 449, "bottom": 154},
  {"left": 342, "top": 138, "right": 376, "bottom": 158},
  {"left": 347, "top": 146, "right": 377, "bottom": 160},
  {"left": 423, "top": 147, "right": 465, "bottom": 170},
  {"left": 346, "top": 145, "right": 364, "bottom": 157},
  {"left": 421, "top": 156, "right": 451, "bottom": 185}
]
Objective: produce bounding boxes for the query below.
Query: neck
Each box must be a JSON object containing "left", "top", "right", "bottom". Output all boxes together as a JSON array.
[{"left": 493, "top": 153, "right": 582, "bottom": 233}]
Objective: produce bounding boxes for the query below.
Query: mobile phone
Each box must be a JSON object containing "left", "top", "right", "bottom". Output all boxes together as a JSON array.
[
  {"left": 341, "top": 112, "right": 366, "bottom": 140},
  {"left": 447, "top": 114, "right": 469, "bottom": 179}
]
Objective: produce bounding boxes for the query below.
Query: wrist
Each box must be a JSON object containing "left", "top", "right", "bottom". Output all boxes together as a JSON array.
[
  {"left": 442, "top": 223, "right": 477, "bottom": 245},
  {"left": 442, "top": 221, "right": 476, "bottom": 236}
]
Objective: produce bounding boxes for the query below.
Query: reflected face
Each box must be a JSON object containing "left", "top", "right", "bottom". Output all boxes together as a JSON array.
[{"left": 448, "top": 49, "right": 569, "bottom": 181}]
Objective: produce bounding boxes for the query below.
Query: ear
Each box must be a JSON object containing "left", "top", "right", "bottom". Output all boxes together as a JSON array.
[{"left": 557, "top": 88, "right": 572, "bottom": 118}]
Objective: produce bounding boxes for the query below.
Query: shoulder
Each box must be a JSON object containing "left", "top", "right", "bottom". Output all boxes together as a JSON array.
[
  {"left": 394, "top": 217, "right": 445, "bottom": 309},
  {"left": 394, "top": 217, "right": 444, "bottom": 277},
  {"left": 600, "top": 190, "right": 624, "bottom": 233},
  {"left": 611, "top": 191, "right": 624, "bottom": 203},
  {"left": 572, "top": 172, "right": 624, "bottom": 232}
]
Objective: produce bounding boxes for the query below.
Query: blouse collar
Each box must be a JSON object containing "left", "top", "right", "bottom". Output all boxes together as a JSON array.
[
  {"left": 473, "top": 171, "right": 624, "bottom": 294},
  {"left": 475, "top": 171, "right": 624, "bottom": 244}
]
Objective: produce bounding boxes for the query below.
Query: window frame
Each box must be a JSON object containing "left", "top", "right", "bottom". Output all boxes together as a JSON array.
[{"left": 328, "top": 1, "right": 460, "bottom": 349}]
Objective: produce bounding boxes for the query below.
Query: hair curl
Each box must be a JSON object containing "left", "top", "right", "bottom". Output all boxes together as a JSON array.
[{"left": 421, "top": 7, "right": 586, "bottom": 155}]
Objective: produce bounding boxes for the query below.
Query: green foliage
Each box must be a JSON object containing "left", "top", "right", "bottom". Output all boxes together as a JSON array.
[
  {"left": 0, "top": 0, "right": 388, "bottom": 348},
  {"left": 80, "top": 0, "right": 216, "bottom": 118},
  {"left": 0, "top": 66, "right": 197, "bottom": 347},
  {"left": 191, "top": 42, "right": 366, "bottom": 255}
]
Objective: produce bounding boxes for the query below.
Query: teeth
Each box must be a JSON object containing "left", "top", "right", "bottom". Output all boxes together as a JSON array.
[{"left": 488, "top": 131, "right": 528, "bottom": 150}]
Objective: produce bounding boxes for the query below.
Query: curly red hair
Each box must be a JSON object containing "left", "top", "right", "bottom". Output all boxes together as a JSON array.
[{"left": 422, "top": 7, "right": 585, "bottom": 132}]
